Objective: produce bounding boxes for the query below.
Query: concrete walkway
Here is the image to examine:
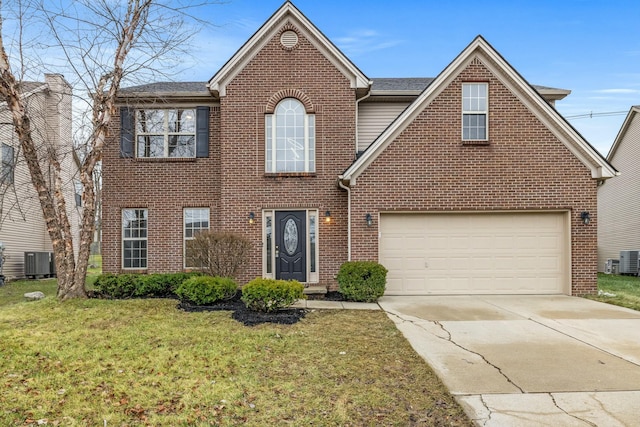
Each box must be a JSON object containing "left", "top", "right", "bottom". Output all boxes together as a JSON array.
[
  {"left": 292, "top": 299, "right": 380, "bottom": 310},
  {"left": 379, "top": 295, "right": 640, "bottom": 426}
]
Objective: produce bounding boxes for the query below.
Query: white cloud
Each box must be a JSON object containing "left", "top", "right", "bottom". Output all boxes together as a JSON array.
[
  {"left": 333, "top": 29, "right": 402, "bottom": 56},
  {"left": 594, "top": 88, "right": 640, "bottom": 94}
]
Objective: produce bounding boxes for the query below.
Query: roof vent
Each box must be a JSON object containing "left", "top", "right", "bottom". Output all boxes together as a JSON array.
[{"left": 280, "top": 30, "right": 299, "bottom": 49}]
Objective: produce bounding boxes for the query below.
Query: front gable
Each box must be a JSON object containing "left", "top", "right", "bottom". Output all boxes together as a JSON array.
[
  {"left": 208, "top": 1, "right": 371, "bottom": 98},
  {"left": 341, "top": 36, "right": 617, "bottom": 184}
]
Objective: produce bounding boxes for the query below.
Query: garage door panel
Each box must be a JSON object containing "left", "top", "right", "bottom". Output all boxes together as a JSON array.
[{"left": 380, "top": 212, "right": 568, "bottom": 295}]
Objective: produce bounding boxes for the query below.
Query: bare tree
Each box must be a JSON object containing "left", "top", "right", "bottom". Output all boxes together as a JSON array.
[{"left": 0, "top": 0, "right": 218, "bottom": 299}]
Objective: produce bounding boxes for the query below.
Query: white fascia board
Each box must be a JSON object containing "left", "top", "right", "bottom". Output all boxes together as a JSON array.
[
  {"left": 607, "top": 106, "right": 640, "bottom": 161},
  {"left": 475, "top": 44, "right": 617, "bottom": 179},
  {"left": 207, "top": 2, "right": 370, "bottom": 97}
]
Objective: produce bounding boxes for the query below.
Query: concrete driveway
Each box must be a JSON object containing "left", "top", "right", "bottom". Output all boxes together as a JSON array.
[{"left": 379, "top": 295, "right": 640, "bottom": 426}]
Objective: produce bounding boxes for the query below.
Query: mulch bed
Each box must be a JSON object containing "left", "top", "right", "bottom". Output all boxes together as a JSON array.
[
  {"left": 177, "top": 291, "right": 349, "bottom": 326},
  {"left": 176, "top": 293, "right": 313, "bottom": 326}
]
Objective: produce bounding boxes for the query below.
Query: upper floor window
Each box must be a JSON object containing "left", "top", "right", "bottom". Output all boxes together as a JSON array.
[
  {"left": 1, "top": 143, "right": 15, "bottom": 185},
  {"left": 265, "top": 98, "right": 315, "bottom": 173},
  {"left": 136, "top": 109, "right": 196, "bottom": 158},
  {"left": 462, "top": 83, "right": 488, "bottom": 140}
]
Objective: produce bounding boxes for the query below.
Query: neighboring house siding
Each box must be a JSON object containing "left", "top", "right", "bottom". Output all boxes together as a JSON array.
[
  {"left": 0, "top": 75, "right": 77, "bottom": 279},
  {"left": 349, "top": 57, "right": 598, "bottom": 294},
  {"left": 102, "top": 105, "right": 222, "bottom": 274},
  {"left": 598, "top": 112, "right": 640, "bottom": 271},
  {"left": 357, "top": 102, "right": 410, "bottom": 152}
]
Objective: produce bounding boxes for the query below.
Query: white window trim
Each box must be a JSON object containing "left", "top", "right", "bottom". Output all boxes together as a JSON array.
[
  {"left": 122, "top": 208, "right": 148, "bottom": 270},
  {"left": 262, "top": 209, "right": 319, "bottom": 283},
  {"left": 183, "top": 207, "right": 210, "bottom": 269},
  {"left": 135, "top": 109, "right": 196, "bottom": 158},
  {"left": 462, "top": 83, "right": 489, "bottom": 141},
  {"left": 265, "top": 99, "right": 315, "bottom": 173}
]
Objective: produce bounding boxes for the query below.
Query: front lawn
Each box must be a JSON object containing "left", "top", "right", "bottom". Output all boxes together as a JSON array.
[
  {"left": 588, "top": 273, "right": 640, "bottom": 311},
  {"left": 0, "top": 286, "right": 471, "bottom": 426}
]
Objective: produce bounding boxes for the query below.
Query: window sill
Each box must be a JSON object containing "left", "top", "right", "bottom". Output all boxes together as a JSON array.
[
  {"left": 264, "top": 172, "right": 317, "bottom": 178},
  {"left": 134, "top": 157, "right": 197, "bottom": 163},
  {"left": 462, "top": 140, "right": 490, "bottom": 146}
]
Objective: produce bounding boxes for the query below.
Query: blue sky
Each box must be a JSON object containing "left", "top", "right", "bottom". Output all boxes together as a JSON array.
[{"left": 182, "top": 0, "right": 639, "bottom": 156}]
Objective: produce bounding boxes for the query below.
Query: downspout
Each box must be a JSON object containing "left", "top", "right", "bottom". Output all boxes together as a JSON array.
[{"left": 337, "top": 178, "right": 351, "bottom": 261}]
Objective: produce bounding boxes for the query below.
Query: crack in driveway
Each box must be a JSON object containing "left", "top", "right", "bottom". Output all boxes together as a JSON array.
[
  {"left": 386, "top": 310, "right": 525, "bottom": 393},
  {"left": 478, "top": 395, "right": 492, "bottom": 426},
  {"left": 432, "top": 319, "right": 525, "bottom": 393},
  {"left": 550, "top": 393, "right": 598, "bottom": 426}
]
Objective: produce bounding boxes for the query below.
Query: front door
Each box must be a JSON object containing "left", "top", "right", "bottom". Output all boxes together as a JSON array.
[{"left": 275, "top": 211, "right": 306, "bottom": 282}]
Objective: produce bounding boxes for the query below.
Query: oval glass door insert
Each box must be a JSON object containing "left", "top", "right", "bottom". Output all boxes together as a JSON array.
[{"left": 284, "top": 218, "right": 298, "bottom": 255}]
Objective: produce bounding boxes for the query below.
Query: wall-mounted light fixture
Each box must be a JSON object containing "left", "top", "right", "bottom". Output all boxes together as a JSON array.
[
  {"left": 581, "top": 211, "right": 591, "bottom": 225},
  {"left": 365, "top": 213, "right": 373, "bottom": 227},
  {"left": 325, "top": 210, "right": 331, "bottom": 223},
  {"left": 248, "top": 212, "right": 255, "bottom": 224}
]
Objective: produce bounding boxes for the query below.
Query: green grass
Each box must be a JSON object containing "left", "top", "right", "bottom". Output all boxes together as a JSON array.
[
  {"left": 0, "top": 290, "right": 471, "bottom": 426},
  {"left": 0, "top": 279, "right": 59, "bottom": 306},
  {"left": 587, "top": 273, "right": 640, "bottom": 311}
]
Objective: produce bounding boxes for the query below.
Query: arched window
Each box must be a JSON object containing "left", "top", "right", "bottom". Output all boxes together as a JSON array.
[{"left": 266, "top": 98, "right": 315, "bottom": 173}]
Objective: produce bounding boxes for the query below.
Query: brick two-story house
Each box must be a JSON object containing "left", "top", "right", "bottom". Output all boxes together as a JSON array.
[{"left": 102, "top": 2, "right": 616, "bottom": 295}]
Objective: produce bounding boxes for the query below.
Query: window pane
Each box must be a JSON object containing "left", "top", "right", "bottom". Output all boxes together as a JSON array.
[
  {"left": 137, "top": 135, "right": 164, "bottom": 158},
  {"left": 168, "top": 135, "right": 195, "bottom": 157},
  {"left": 137, "top": 110, "right": 164, "bottom": 133},
  {"left": 123, "top": 209, "right": 148, "bottom": 269},
  {"left": 462, "top": 83, "right": 487, "bottom": 113},
  {"left": 268, "top": 99, "right": 314, "bottom": 173},
  {"left": 184, "top": 208, "right": 210, "bottom": 268},
  {"left": 309, "top": 214, "right": 316, "bottom": 273},
  {"left": 266, "top": 215, "right": 272, "bottom": 274},
  {"left": 463, "top": 114, "right": 487, "bottom": 140},
  {"left": 1, "top": 143, "right": 14, "bottom": 184},
  {"left": 168, "top": 109, "right": 195, "bottom": 133}
]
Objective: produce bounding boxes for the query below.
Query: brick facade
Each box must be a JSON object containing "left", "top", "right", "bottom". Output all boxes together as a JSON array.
[
  {"left": 103, "top": 24, "right": 354, "bottom": 289},
  {"left": 217, "top": 25, "right": 353, "bottom": 286},
  {"left": 349, "top": 58, "right": 598, "bottom": 294},
  {"left": 101, "top": 5, "right": 607, "bottom": 295}
]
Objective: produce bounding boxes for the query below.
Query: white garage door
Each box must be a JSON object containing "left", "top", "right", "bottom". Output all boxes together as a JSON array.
[{"left": 380, "top": 212, "right": 569, "bottom": 295}]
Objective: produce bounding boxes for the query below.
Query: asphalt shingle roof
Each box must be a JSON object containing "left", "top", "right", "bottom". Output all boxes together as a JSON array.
[{"left": 117, "top": 78, "right": 567, "bottom": 96}]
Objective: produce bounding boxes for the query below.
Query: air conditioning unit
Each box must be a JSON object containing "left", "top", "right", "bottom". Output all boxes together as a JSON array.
[
  {"left": 24, "top": 252, "right": 51, "bottom": 278},
  {"left": 604, "top": 259, "right": 619, "bottom": 275},
  {"left": 619, "top": 250, "right": 640, "bottom": 275}
]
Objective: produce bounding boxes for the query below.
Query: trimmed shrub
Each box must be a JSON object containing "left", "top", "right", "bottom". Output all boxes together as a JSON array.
[
  {"left": 94, "top": 273, "right": 139, "bottom": 299},
  {"left": 175, "top": 276, "right": 238, "bottom": 305},
  {"left": 337, "top": 261, "right": 388, "bottom": 302},
  {"left": 93, "top": 272, "right": 201, "bottom": 299},
  {"left": 241, "top": 278, "right": 305, "bottom": 312}
]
